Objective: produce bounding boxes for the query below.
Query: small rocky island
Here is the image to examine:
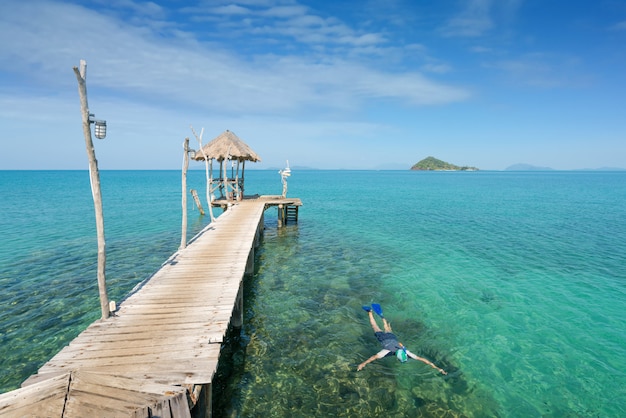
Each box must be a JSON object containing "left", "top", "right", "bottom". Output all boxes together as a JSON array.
[{"left": 411, "top": 156, "right": 479, "bottom": 171}]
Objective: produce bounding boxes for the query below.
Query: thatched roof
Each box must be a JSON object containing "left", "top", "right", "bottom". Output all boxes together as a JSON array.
[{"left": 193, "top": 130, "right": 261, "bottom": 163}]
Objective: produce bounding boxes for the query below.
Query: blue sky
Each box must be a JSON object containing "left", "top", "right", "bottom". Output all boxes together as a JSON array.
[{"left": 0, "top": 0, "right": 625, "bottom": 170}]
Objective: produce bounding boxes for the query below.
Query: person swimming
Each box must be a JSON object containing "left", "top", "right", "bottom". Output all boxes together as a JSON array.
[{"left": 357, "top": 304, "right": 447, "bottom": 375}]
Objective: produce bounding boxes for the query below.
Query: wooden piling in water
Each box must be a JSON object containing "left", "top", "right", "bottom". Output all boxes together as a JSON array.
[
  {"left": 190, "top": 189, "right": 205, "bottom": 215},
  {"left": 231, "top": 284, "right": 244, "bottom": 329},
  {"left": 277, "top": 202, "right": 299, "bottom": 227}
]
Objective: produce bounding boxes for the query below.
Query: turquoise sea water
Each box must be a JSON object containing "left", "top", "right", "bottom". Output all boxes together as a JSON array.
[{"left": 1, "top": 170, "right": 625, "bottom": 417}]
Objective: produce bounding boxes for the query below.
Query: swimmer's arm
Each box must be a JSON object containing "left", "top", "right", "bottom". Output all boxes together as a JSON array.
[
  {"left": 407, "top": 350, "right": 447, "bottom": 375},
  {"left": 357, "top": 354, "right": 378, "bottom": 371},
  {"left": 357, "top": 349, "right": 389, "bottom": 371}
]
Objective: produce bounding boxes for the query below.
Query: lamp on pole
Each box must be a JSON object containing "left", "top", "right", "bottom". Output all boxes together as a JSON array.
[
  {"left": 73, "top": 60, "right": 110, "bottom": 319},
  {"left": 89, "top": 113, "right": 107, "bottom": 139}
]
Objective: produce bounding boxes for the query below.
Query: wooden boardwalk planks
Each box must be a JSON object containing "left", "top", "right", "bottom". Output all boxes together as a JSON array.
[
  {"left": 0, "top": 371, "right": 191, "bottom": 418},
  {"left": 0, "top": 373, "right": 69, "bottom": 418},
  {"left": 1, "top": 196, "right": 302, "bottom": 416},
  {"left": 23, "top": 200, "right": 267, "bottom": 387},
  {"left": 8, "top": 199, "right": 280, "bottom": 416}
]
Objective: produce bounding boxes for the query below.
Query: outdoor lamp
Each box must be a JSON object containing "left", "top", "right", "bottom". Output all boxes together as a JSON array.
[
  {"left": 188, "top": 149, "right": 196, "bottom": 159},
  {"left": 89, "top": 113, "right": 107, "bottom": 139},
  {"left": 94, "top": 120, "right": 107, "bottom": 139}
]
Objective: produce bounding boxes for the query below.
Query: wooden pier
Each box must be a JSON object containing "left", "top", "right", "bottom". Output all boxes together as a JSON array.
[{"left": 0, "top": 196, "right": 302, "bottom": 418}]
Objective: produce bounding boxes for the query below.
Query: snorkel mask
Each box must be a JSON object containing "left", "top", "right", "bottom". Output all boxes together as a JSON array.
[{"left": 396, "top": 345, "right": 407, "bottom": 363}]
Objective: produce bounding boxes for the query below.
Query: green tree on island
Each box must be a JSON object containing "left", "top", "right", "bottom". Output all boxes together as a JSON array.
[{"left": 411, "top": 156, "right": 478, "bottom": 171}]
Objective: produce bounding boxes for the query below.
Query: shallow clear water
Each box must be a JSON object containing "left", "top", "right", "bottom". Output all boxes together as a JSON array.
[{"left": 1, "top": 170, "right": 625, "bottom": 417}]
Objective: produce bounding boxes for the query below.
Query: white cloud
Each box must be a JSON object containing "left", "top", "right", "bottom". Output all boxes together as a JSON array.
[
  {"left": 421, "top": 63, "right": 452, "bottom": 74},
  {"left": 609, "top": 20, "right": 626, "bottom": 31},
  {"left": 470, "top": 46, "right": 493, "bottom": 53},
  {"left": 186, "top": 1, "right": 388, "bottom": 51},
  {"left": 109, "top": 0, "right": 166, "bottom": 18},
  {"left": 263, "top": 5, "right": 308, "bottom": 18},
  {"left": 440, "top": 0, "right": 494, "bottom": 37},
  {"left": 210, "top": 4, "right": 252, "bottom": 16},
  {"left": 0, "top": 0, "right": 481, "bottom": 169},
  {"left": 439, "top": 0, "right": 522, "bottom": 38},
  {"left": 0, "top": 0, "right": 469, "bottom": 117},
  {"left": 485, "top": 53, "right": 587, "bottom": 88}
]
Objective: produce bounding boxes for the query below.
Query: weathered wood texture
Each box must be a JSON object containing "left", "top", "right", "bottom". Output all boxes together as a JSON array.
[
  {"left": 0, "top": 373, "right": 69, "bottom": 418},
  {"left": 0, "top": 371, "right": 190, "bottom": 418},
  {"left": 73, "top": 60, "right": 109, "bottom": 319}
]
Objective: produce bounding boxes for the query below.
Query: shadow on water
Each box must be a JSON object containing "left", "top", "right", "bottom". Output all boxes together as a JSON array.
[{"left": 211, "top": 223, "right": 502, "bottom": 417}]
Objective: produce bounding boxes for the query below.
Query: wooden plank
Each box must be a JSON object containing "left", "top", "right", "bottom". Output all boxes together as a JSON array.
[
  {"left": 44, "top": 343, "right": 222, "bottom": 364},
  {"left": 0, "top": 373, "right": 69, "bottom": 417},
  {"left": 80, "top": 315, "right": 230, "bottom": 328},
  {"left": 63, "top": 371, "right": 191, "bottom": 418},
  {"left": 116, "top": 305, "right": 234, "bottom": 314},
  {"left": 67, "top": 335, "right": 223, "bottom": 351},
  {"left": 122, "top": 294, "right": 239, "bottom": 303},
  {"left": 24, "top": 368, "right": 216, "bottom": 389},
  {"left": 45, "top": 345, "right": 221, "bottom": 367},
  {"left": 115, "top": 301, "right": 239, "bottom": 311},
  {"left": 77, "top": 319, "right": 230, "bottom": 333},
  {"left": 59, "top": 342, "right": 220, "bottom": 359},
  {"left": 37, "top": 357, "right": 219, "bottom": 383},
  {"left": 62, "top": 326, "right": 227, "bottom": 342}
]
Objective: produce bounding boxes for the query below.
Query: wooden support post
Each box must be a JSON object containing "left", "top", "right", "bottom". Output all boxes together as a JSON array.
[
  {"left": 190, "top": 189, "right": 205, "bottom": 215},
  {"left": 73, "top": 60, "right": 109, "bottom": 320},
  {"left": 193, "top": 383, "right": 212, "bottom": 418},
  {"left": 231, "top": 283, "right": 244, "bottom": 328},
  {"left": 180, "top": 137, "right": 190, "bottom": 250},
  {"left": 205, "top": 383, "right": 213, "bottom": 418},
  {"left": 277, "top": 204, "right": 284, "bottom": 228},
  {"left": 254, "top": 216, "right": 263, "bottom": 248},
  {"left": 245, "top": 246, "right": 255, "bottom": 276},
  {"left": 260, "top": 211, "right": 264, "bottom": 240}
]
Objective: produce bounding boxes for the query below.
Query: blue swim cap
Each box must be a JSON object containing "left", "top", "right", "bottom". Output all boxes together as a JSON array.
[{"left": 396, "top": 348, "right": 407, "bottom": 363}]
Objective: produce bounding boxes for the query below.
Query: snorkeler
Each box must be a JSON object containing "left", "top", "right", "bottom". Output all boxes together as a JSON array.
[{"left": 357, "top": 304, "right": 447, "bottom": 375}]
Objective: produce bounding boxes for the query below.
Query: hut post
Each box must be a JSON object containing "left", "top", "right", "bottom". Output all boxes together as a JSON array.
[
  {"left": 209, "top": 159, "right": 212, "bottom": 199},
  {"left": 73, "top": 60, "right": 110, "bottom": 319},
  {"left": 224, "top": 146, "right": 233, "bottom": 200},
  {"left": 222, "top": 158, "right": 229, "bottom": 200},
  {"left": 235, "top": 160, "right": 241, "bottom": 200},
  {"left": 204, "top": 156, "right": 216, "bottom": 222},
  {"left": 209, "top": 159, "right": 217, "bottom": 203},
  {"left": 180, "top": 137, "right": 190, "bottom": 250},
  {"left": 216, "top": 161, "right": 221, "bottom": 200},
  {"left": 241, "top": 160, "right": 246, "bottom": 197}
]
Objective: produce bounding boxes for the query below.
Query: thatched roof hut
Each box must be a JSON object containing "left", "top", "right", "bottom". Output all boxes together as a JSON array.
[
  {"left": 192, "top": 130, "right": 261, "bottom": 202},
  {"left": 192, "top": 130, "right": 261, "bottom": 163}
]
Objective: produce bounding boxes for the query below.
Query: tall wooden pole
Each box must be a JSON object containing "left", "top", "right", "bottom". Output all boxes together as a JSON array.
[
  {"left": 73, "top": 60, "right": 110, "bottom": 319},
  {"left": 180, "top": 137, "right": 190, "bottom": 249}
]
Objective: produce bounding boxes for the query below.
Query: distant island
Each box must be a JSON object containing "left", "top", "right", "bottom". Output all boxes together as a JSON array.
[
  {"left": 505, "top": 163, "right": 553, "bottom": 171},
  {"left": 411, "top": 156, "right": 479, "bottom": 171},
  {"left": 505, "top": 163, "right": 625, "bottom": 171}
]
